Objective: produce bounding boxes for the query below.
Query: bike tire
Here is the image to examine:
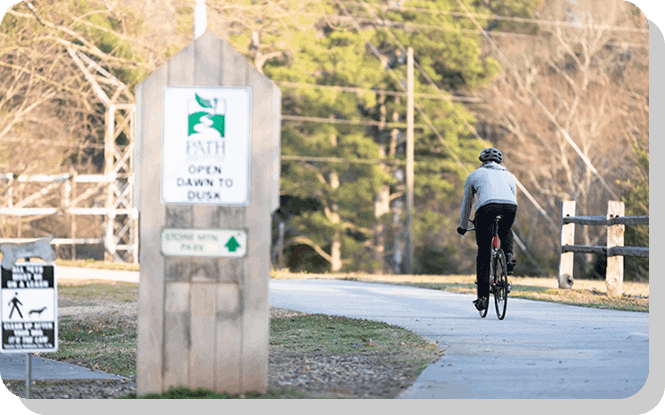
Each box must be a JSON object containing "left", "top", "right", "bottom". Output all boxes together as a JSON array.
[
  {"left": 493, "top": 250, "right": 508, "bottom": 320},
  {"left": 478, "top": 257, "right": 491, "bottom": 318}
]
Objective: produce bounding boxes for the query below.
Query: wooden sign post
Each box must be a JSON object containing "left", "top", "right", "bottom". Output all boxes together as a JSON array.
[{"left": 134, "top": 30, "right": 281, "bottom": 396}]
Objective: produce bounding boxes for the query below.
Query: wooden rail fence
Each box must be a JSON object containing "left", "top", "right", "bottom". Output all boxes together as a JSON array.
[
  {"left": 559, "top": 200, "right": 648, "bottom": 296},
  {"left": 0, "top": 172, "right": 138, "bottom": 263}
]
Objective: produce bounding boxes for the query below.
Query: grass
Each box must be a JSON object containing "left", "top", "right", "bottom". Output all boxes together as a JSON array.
[
  {"left": 272, "top": 271, "right": 649, "bottom": 313},
  {"left": 270, "top": 313, "right": 436, "bottom": 355},
  {"left": 11, "top": 265, "right": 647, "bottom": 399},
  {"left": 55, "top": 259, "right": 649, "bottom": 312},
  {"left": 55, "top": 259, "right": 140, "bottom": 272},
  {"left": 42, "top": 315, "right": 137, "bottom": 378},
  {"left": 57, "top": 281, "right": 138, "bottom": 303},
  {"left": 122, "top": 313, "right": 439, "bottom": 399},
  {"left": 41, "top": 279, "right": 440, "bottom": 399},
  {"left": 122, "top": 387, "right": 310, "bottom": 399},
  {"left": 54, "top": 260, "right": 648, "bottom": 312},
  {"left": 39, "top": 281, "right": 140, "bottom": 378},
  {"left": 404, "top": 281, "right": 648, "bottom": 312}
]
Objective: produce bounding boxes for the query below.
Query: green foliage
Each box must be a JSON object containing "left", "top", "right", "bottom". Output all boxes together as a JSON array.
[
  {"left": 618, "top": 135, "right": 649, "bottom": 280},
  {"left": 263, "top": 0, "right": 527, "bottom": 272},
  {"left": 5, "top": 0, "right": 549, "bottom": 274},
  {"left": 176, "top": 6, "right": 193, "bottom": 35},
  {"left": 474, "top": 0, "right": 544, "bottom": 33}
]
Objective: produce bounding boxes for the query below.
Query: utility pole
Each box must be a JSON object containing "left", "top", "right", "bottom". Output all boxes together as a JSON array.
[
  {"left": 194, "top": 0, "right": 207, "bottom": 38},
  {"left": 405, "top": 47, "right": 415, "bottom": 274}
]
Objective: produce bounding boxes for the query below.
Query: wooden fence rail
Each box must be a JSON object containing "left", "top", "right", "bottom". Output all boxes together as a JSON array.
[
  {"left": 0, "top": 172, "right": 138, "bottom": 263},
  {"left": 559, "top": 200, "right": 648, "bottom": 297}
]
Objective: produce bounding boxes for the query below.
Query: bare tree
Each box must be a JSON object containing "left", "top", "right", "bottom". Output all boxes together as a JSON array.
[{"left": 476, "top": 0, "right": 648, "bottom": 276}]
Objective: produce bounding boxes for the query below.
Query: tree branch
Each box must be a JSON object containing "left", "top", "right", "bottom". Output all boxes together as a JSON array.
[{"left": 288, "top": 235, "right": 333, "bottom": 264}]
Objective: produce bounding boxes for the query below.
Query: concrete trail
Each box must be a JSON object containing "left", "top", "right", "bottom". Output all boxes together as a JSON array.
[
  {"left": 1, "top": 268, "right": 651, "bottom": 400},
  {"left": 269, "top": 279, "right": 649, "bottom": 399},
  {"left": 1, "top": 267, "right": 137, "bottom": 382}
]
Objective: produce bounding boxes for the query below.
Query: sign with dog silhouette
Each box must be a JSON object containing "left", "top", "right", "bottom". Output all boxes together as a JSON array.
[{"left": 1, "top": 263, "right": 57, "bottom": 353}]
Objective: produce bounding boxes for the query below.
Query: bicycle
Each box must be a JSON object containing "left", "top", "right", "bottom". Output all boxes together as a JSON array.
[{"left": 465, "top": 215, "right": 510, "bottom": 320}]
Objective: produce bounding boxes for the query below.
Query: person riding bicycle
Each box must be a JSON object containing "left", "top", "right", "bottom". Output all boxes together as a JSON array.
[{"left": 457, "top": 147, "right": 518, "bottom": 312}]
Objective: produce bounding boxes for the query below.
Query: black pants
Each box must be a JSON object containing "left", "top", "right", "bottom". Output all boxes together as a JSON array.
[{"left": 474, "top": 203, "right": 517, "bottom": 299}]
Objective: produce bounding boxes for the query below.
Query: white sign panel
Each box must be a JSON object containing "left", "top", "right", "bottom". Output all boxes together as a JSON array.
[
  {"left": 1, "top": 263, "right": 57, "bottom": 353},
  {"left": 162, "top": 229, "right": 247, "bottom": 257},
  {"left": 162, "top": 86, "right": 252, "bottom": 205}
]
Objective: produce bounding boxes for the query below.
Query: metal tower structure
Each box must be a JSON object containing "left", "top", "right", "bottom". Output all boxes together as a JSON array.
[{"left": 68, "top": 48, "right": 138, "bottom": 263}]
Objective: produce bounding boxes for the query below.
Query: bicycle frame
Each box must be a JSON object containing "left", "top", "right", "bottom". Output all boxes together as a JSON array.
[
  {"left": 492, "top": 216, "right": 501, "bottom": 249},
  {"left": 468, "top": 215, "right": 509, "bottom": 319}
]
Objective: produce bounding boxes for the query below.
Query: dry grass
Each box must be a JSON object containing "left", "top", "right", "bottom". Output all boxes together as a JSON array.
[
  {"left": 271, "top": 270, "right": 649, "bottom": 312},
  {"left": 49, "top": 262, "right": 649, "bottom": 312}
]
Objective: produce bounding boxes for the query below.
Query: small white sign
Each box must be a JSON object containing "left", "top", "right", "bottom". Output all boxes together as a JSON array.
[
  {"left": 1, "top": 263, "right": 58, "bottom": 353},
  {"left": 162, "top": 86, "right": 252, "bottom": 205},
  {"left": 161, "top": 229, "right": 247, "bottom": 257}
]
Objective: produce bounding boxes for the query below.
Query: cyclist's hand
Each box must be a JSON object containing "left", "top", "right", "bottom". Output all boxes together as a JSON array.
[{"left": 456, "top": 226, "right": 467, "bottom": 236}]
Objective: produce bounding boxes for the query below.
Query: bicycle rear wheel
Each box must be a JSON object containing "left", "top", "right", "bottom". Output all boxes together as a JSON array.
[
  {"left": 478, "top": 258, "right": 491, "bottom": 318},
  {"left": 493, "top": 250, "right": 508, "bottom": 320}
]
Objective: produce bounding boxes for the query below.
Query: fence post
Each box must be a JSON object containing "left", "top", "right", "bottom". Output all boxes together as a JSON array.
[
  {"left": 559, "top": 200, "right": 575, "bottom": 289},
  {"left": 606, "top": 200, "right": 625, "bottom": 297}
]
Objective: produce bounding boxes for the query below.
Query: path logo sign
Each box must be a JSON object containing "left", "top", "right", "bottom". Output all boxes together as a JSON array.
[
  {"left": 162, "top": 87, "right": 251, "bottom": 205},
  {"left": 187, "top": 93, "right": 227, "bottom": 161}
]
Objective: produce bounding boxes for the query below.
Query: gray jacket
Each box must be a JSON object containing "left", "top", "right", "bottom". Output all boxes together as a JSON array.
[{"left": 459, "top": 162, "right": 518, "bottom": 228}]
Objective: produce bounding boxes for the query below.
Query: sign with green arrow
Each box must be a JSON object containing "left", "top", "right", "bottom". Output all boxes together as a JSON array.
[{"left": 161, "top": 229, "right": 247, "bottom": 257}]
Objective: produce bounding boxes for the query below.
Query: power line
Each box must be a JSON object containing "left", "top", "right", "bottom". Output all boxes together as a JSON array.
[
  {"left": 215, "top": 9, "right": 648, "bottom": 49},
  {"left": 332, "top": 0, "right": 553, "bottom": 271},
  {"left": 282, "top": 114, "right": 427, "bottom": 129},
  {"left": 354, "top": 15, "right": 646, "bottom": 47},
  {"left": 359, "top": 0, "right": 560, "bottom": 235},
  {"left": 282, "top": 155, "right": 419, "bottom": 165},
  {"left": 454, "top": 0, "right": 619, "bottom": 200},
  {"left": 334, "top": 0, "right": 470, "bottom": 173},
  {"left": 276, "top": 81, "right": 484, "bottom": 103},
  {"left": 326, "top": 13, "right": 647, "bottom": 48},
  {"left": 339, "top": 1, "right": 649, "bottom": 34}
]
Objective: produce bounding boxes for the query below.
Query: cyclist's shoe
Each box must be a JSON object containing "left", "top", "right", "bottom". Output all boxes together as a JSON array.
[
  {"left": 506, "top": 254, "right": 517, "bottom": 275},
  {"left": 473, "top": 297, "right": 488, "bottom": 311},
  {"left": 506, "top": 282, "right": 512, "bottom": 294}
]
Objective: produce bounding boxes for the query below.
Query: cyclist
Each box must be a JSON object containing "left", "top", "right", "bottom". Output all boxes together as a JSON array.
[{"left": 457, "top": 147, "right": 518, "bottom": 312}]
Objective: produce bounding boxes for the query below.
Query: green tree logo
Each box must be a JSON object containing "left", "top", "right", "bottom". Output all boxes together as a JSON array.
[{"left": 188, "top": 93, "right": 226, "bottom": 137}]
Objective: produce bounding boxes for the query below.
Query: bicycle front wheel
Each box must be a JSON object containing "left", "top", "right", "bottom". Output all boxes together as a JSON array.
[{"left": 493, "top": 250, "right": 508, "bottom": 320}]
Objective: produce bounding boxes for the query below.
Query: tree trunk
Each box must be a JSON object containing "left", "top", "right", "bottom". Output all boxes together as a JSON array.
[
  {"left": 330, "top": 133, "right": 342, "bottom": 272},
  {"left": 390, "top": 96, "right": 402, "bottom": 273},
  {"left": 373, "top": 92, "right": 389, "bottom": 273}
]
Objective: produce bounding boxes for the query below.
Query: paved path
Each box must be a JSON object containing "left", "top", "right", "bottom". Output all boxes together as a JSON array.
[
  {"left": 1, "top": 267, "right": 136, "bottom": 382},
  {"left": 269, "top": 279, "right": 649, "bottom": 399},
  {"left": 1, "top": 268, "right": 651, "bottom": 401},
  {"left": 0, "top": 354, "right": 125, "bottom": 381}
]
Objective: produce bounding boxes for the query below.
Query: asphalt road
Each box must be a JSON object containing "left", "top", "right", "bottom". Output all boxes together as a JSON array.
[
  {"left": 0, "top": 269, "right": 651, "bottom": 402},
  {"left": 1, "top": 267, "right": 135, "bottom": 381},
  {"left": 269, "top": 279, "right": 649, "bottom": 399}
]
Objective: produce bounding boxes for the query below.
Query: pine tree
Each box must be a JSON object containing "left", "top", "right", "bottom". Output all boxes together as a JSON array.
[
  {"left": 257, "top": 0, "right": 506, "bottom": 272},
  {"left": 618, "top": 134, "right": 649, "bottom": 280}
]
